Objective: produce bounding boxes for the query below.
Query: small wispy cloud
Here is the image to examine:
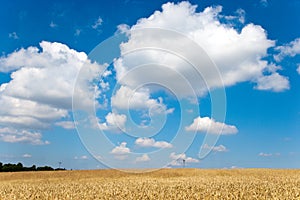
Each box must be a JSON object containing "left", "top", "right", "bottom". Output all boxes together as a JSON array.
[
  {"left": 260, "top": 0, "right": 268, "bottom": 7},
  {"left": 49, "top": 21, "right": 57, "bottom": 28},
  {"left": 0, "top": 127, "right": 50, "bottom": 145},
  {"left": 258, "top": 152, "right": 272, "bottom": 157},
  {"left": 236, "top": 8, "right": 245, "bottom": 24},
  {"left": 92, "top": 17, "right": 103, "bottom": 30},
  {"left": 169, "top": 152, "right": 199, "bottom": 166},
  {"left": 274, "top": 38, "right": 300, "bottom": 61},
  {"left": 22, "top": 153, "right": 32, "bottom": 158},
  {"left": 55, "top": 121, "right": 75, "bottom": 130},
  {"left": 185, "top": 116, "right": 238, "bottom": 135},
  {"left": 135, "top": 154, "right": 150, "bottom": 162},
  {"left": 135, "top": 137, "right": 173, "bottom": 149},
  {"left": 74, "top": 155, "right": 88, "bottom": 160},
  {"left": 0, "top": 154, "right": 16, "bottom": 159},
  {"left": 223, "top": 8, "right": 245, "bottom": 24},
  {"left": 186, "top": 109, "right": 193, "bottom": 113},
  {"left": 202, "top": 144, "right": 228, "bottom": 152},
  {"left": 111, "top": 142, "right": 130, "bottom": 155},
  {"left": 74, "top": 29, "right": 82, "bottom": 36},
  {"left": 258, "top": 152, "right": 280, "bottom": 157},
  {"left": 8, "top": 32, "right": 19, "bottom": 39},
  {"left": 110, "top": 142, "right": 131, "bottom": 160}
]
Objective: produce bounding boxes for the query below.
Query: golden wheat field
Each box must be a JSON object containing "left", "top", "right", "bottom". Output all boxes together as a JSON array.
[{"left": 0, "top": 168, "right": 299, "bottom": 200}]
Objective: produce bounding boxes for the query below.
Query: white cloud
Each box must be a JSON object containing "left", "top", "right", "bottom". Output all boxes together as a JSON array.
[
  {"left": 135, "top": 137, "right": 173, "bottom": 148},
  {"left": 0, "top": 41, "right": 105, "bottom": 144},
  {"left": 0, "top": 154, "right": 15, "bottom": 159},
  {"left": 111, "top": 142, "right": 131, "bottom": 155},
  {"left": 169, "top": 152, "right": 186, "bottom": 160},
  {"left": 169, "top": 152, "right": 199, "bottom": 166},
  {"left": 92, "top": 17, "right": 103, "bottom": 29},
  {"left": 260, "top": 0, "right": 268, "bottom": 7},
  {"left": 0, "top": 95, "right": 68, "bottom": 129},
  {"left": 0, "top": 41, "right": 103, "bottom": 109},
  {"left": 111, "top": 85, "right": 173, "bottom": 115},
  {"left": 74, "top": 155, "right": 88, "bottom": 160},
  {"left": 114, "top": 2, "right": 287, "bottom": 95},
  {"left": 49, "top": 21, "right": 57, "bottom": 28},
  {"left": 185, "top": 116, "right": 238, "bottom": 135},
  {"left": 186, "top": 109, "right": 193, "bottom": 113},
  {"left": 22, "top": 154, "right": 32, "bottom": 158},
  {"left": 297, "top": 64, "right": 300, "bottom": 74},
  {"left": 117, "top": 24, "right": 130, "bottom": 35},
  {"left": 223, "top": 8, "right": 245, "bottom": 24},
  {"left": 185, "top": 157, "right": 200, "bottom": 163},
  {"left": 8, "top": 32, "right": 19, "bottom": 39},
  {"left": 112, "top": 86, "right": 155, "bottom": 109},
  {"left": 265, "top": 63, "right": 283, "bottom": 73},
  {"left": 135, "top": 154, "right": 150, "bottom": 162},
  {"left": 255, "top": 72, "right": 290, "bottom": 92},
  {"left": 0, "top": 127, "right": 49, "bottom": 145},
  {"left": 202, "top": 144, "right": 228, "bottom": 152},
  {"left": 275, "top": 38, "right": 300, "bottom": 61},
  {"left": 98, "top": 112, "right": 127, "bottom": 131},
  {"left": 236, "top": 8, "right": 245, "bottom": 24},
  {"left": 258, "top": 152, "right": 280, "bottom": 157},
  {"left": 74, "top": 29, "right": 81, "bottom": 36},
  {"left": 258, "top": 152, "right": 272, "bottom": 157},
  {"left": 111, "top": 142, "right": 131, "bottom": 160},
  {"left": 55, "top": 121, "right": 75, "bottom": 130}
]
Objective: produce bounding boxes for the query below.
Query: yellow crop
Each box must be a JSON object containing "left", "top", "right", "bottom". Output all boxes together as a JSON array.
[{"left": 0, "top": 169, "right": 299, "bottom": 199}]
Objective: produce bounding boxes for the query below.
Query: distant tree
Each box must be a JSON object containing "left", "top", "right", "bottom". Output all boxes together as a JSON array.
[
  {"left": 2, "top": 163, "right": 14, "bottom": 172},
  {"left": 30, "top": 165, "right": 36, "bottom": 171},
  {"left": 16, "top": 162, "right": 23, "bottom": 171},
  {"left": 37, "top": 166, "right": 54, "bottom": 171},
  {"left": 0, "top": 162, "right": 60, "bottom": 172},
  {"left": 55, "top": 168, "right": 66, "bottom": 171}
]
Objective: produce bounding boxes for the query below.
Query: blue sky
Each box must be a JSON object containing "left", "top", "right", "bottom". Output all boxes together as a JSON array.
[{"left": 0, "top": 0, "right": 299, "bottom": 170}]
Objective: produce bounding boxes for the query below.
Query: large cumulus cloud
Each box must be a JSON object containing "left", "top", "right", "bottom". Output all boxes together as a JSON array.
[
  {"left": 0, "top": 41, "right": 105, "bottom": 144},
  {"left": 114, "top": 1, "right": 289, "bottom": 97}
]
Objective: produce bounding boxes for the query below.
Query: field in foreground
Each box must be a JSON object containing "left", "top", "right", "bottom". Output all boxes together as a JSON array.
[{"left": 0, "top": 169, "right": 300, "bottom": 199}]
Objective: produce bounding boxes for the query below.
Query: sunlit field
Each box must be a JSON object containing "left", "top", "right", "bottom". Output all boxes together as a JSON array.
[{"left": 0, "top": 169, "right": 299, "bottom": 199}]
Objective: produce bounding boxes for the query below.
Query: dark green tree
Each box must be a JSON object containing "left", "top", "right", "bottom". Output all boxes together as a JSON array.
[
  {"left": 30, "top": 165, "right": 36, "bottom": 171},
  {"left": 0, "top": 162, "right": 62, "bottom": 172},
  {"left": 36, "top": 166, "right": 54, "bottom": 171},
  {"left": 16, "top": 162, "right": 23, "bottom": 171}
]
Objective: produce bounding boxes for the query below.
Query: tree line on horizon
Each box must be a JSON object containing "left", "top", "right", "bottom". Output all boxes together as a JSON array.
[{"left": 0, "top": 162, "right": 65, "bottom": 172}]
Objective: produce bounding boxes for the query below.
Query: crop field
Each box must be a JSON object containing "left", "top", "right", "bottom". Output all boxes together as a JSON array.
[{"left": 0, "top": 169, "right": 299, "bottom": 199}]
